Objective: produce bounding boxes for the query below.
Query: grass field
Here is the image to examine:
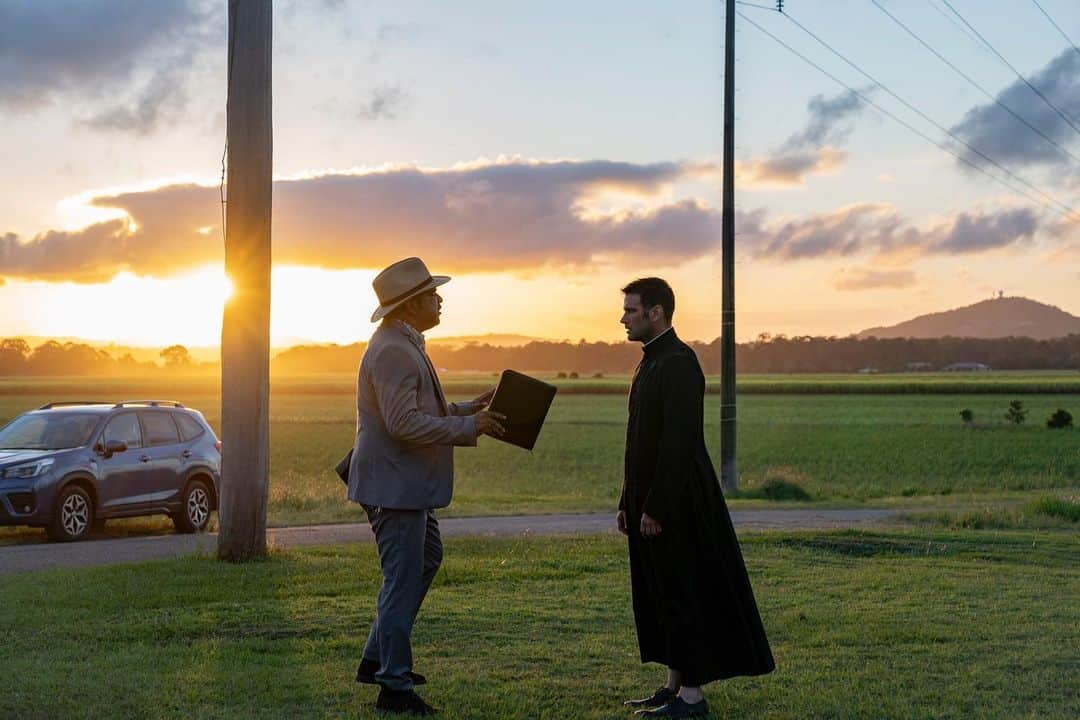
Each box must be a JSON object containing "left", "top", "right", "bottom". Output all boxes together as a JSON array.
[
  {"left": 0, "top": 528, "right": 1076, "bottom": 719},
  {"left": 1, "top": 376, "right": 1078, "bottom": 540},
  {"left": 2, "top": 370, "right": 1080, "bottom": 395}
]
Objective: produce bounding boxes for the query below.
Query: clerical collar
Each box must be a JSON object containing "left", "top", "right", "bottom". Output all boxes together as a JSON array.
[
  {"left": 643, "top": 326, "right": 674, "bottom": 348},
  {"left": 642, "top": 326, "right": 675, "bottom": 356},
  {"left": 391, "top": 319, "right": 426, "bottom": 350}
]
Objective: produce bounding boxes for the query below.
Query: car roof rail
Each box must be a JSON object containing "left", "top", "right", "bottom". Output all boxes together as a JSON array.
[
  {"left": 37, "top": 401, "right": 113, "bottom": 410},
  {"left": 113, "top": 400, "right": 186, "bottom": 408}
]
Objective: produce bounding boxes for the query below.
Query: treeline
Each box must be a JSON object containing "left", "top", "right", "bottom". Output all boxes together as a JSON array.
[
  {"left": 736, "top": 334, "right": 1080, "bottom": 373},
  {"left": 273, "top": 334, "right": 1080, "bottom": 375},
  {"left": 0, "top": 339, "right": 217, "bottom": 376},
  {"left": 3, "top": 334, "right": 1080, "bottom": 376}
]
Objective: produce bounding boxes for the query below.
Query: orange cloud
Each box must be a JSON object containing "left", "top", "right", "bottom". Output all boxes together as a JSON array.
[
  {"left": 0, "top": 159, "right": 728, "bottom": 283},
  {"left": 833, "top": 266, "right": 917, "bottom": 291},
  {"left": 738, "top": 148, "right": 846, "bottom": 187}
]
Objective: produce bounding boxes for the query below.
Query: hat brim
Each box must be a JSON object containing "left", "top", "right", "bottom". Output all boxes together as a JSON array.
[{"left": 370, "top": 275, "right": 451, "bottom": 322}]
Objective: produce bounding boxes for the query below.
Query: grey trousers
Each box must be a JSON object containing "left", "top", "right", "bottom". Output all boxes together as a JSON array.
[{"left": 362, "top": 507, "right": 443, "bottom": 691}]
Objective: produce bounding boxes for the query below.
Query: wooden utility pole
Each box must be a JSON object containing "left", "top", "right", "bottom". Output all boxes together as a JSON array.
[
  {"left": 218, "top": 0, "right": 272, "bottom": 561},
  {"left": 720, "top": 0, "right": 738, "bottom": 492}
]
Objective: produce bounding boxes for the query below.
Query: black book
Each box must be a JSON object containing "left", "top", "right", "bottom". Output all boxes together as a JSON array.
[
  {"left": 335, "top": 448, "right": 352, "bottom": 485},
  {"left": 487, "top": 369, "right": 558, "bottom": 450}
]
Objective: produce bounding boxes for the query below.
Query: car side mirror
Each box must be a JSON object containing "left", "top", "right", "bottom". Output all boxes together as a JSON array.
[{"left": 101, "top": 440, "right": 127, "bottom": 459}]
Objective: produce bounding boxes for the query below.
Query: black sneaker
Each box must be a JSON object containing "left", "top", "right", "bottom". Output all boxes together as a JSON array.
[
  {"left": 375, "top": 688, "right": 438, "bottom": 716},
  {"left": 625, "top": 686, "right": 679, "bottom": 708},
  {"left": 357, "top": 658, "right": 427, "bottom": 686},
  {"left": 636, "top": 697, "right": 709, "bottom": 718}
]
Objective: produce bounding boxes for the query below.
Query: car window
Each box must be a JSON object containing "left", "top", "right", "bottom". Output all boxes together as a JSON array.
[
  {"left": 174, "top": 413, "right": 205, "bottom": 442},
  {"left": 0, "top": 413, "right": 100, "bottom": 450},
  {"left": 141, "top": 412, "right": 180, "bottom": 447},
  {"left": 102, "top": 413, "right": 142, "bottom": 449}
]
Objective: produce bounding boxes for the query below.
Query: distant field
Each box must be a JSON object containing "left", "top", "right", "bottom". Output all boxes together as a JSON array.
[
  {"left": 1, "top": 369, "right": 1079, "bottom": 395},
  {"left": 1, "top": 375, "right": 1077, "bottom": 537}
]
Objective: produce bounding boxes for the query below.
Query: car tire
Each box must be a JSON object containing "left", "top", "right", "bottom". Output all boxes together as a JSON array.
[
  {"left": 47, "top": 485, "right": 95, "bottom": 542},
  {"left": 173, "top": 479, "right": 212, "bottom": 533}
]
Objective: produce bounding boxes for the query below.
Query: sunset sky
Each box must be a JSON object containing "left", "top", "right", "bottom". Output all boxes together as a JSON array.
[{"left": 2, "top": 0, "right": 1079, "bottom": 347}]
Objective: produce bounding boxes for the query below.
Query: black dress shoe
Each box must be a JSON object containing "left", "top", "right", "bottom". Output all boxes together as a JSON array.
[
  {"left": 625, "top": 686, "right": 679, "bottom": 708},
  {"left": 636, "top": 697, "right": 709, "bottom": 718},
  {"left": 356, "top": 658, "right": 427, "bottom": 686},
  {"left": 375, "top": 688, "right": 437, "bottom": 715}
]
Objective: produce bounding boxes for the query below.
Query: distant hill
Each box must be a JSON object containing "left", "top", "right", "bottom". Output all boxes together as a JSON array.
[{"left": 858, "top": 297, "right": 1080, "bottom": 340}]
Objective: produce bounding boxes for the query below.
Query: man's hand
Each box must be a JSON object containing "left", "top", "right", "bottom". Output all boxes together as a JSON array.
[
  {"left": 640, "top": 512, "right": 662, "bottom": 538},
  {"left": 472, "top": 387, "right": 496, "bottom": 407},
  {"left": 475, "top": 410, "right": 507, "bottom": 438},
  {"left": 616, "top": 510, "right": 628, "bottom": 535}
]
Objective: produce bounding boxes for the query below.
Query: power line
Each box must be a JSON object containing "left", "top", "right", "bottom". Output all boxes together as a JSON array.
[
  {"left": 735, "top": 9, "right": 1080, "bottom": 222},
  {"left": 926, "top": 0, "right": 989, "bottom": 54},
  {"left": 1030, "top": 0, "right": 1080, "bottom": 64},
  {"left": 777, "top": 9, "right": 1080, "bottom": 220},
  {"left": 940, "top": 0, "right": 1080, "bottom": 137},
  {"left": 871, "top": 0, "right": 1080, "bottom": 167}
]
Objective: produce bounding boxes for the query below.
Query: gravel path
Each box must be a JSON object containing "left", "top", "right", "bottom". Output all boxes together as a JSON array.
[{"left": 0, "top": 508, "right": 900, "bottom": 577}]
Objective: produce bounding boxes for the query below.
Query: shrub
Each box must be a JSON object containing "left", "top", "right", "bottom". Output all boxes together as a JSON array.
[
  {"left": 1027, "top": 495, "right": 1080, "bottom": 522},
  {"left": 1046, "top": 408, "right": 1073, "bottom": 429},
  {"left": 556, "top": 372, "right": 567, "bottom": 379},
  {"left": 959, "top": 408, "right": 974, "bottom": 425},
  {"left": 592, "top": 372, "right": 604, "bottom": 379},
  {"left": 1004, "top": 400, "right": 1028, "bottom": 425},
  {"left": 569, "top": 372, "right": 579, "bottom": 379},
  {"left": 759, "top": 478, "right": 811, "bottom": 501}
]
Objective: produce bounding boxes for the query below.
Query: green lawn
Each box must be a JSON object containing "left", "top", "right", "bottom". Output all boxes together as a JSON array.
[
  {"left": 2, "top": 382, "right": 1079, "bottom": 540},
  {"left": 1, "top": 529, "right": 1076, "bottom": 719}
]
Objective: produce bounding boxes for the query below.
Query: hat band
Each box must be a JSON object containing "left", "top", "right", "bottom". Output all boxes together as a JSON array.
[{"left": 380, "top": 276, "right": 434, "bottom": 307}]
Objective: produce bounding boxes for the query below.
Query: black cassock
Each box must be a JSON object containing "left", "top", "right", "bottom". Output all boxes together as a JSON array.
[{"left": 620, "top": 328, "right": 774, "bottom": 686}]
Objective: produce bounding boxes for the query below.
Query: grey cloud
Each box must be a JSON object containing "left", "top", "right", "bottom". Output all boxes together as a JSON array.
[
  {"left": 950, "top": 48, "right": 1080, "bottom": 169},
  {"left": 929, "top": 209, "right": 1038, "bottom": 253},
  {"left": 781, "top": 90, "right": 865, "bottom": 152},
  {"left": 739, "top": 204, "right": 1041, "bottom": 260},
  {"left": 357, "top": 84, "right": 410, "bottom": 121},
  {"left": 0, "top": 159, "right": 715, "bottom": 282},
  {"left": 0, "top": 0, "right": 219, "bottom": 132},
  {"left": 741, "top": 90, "right": 866, "bottom": 186},
  {"left": 80, "top": 62, "right": 190, "bottom": 135},
  {"left": 740, "top": 204, "right": 914, "bottom": 260},
  {"left": 834, "top": 267, "right": 917, "bottom": 291}
]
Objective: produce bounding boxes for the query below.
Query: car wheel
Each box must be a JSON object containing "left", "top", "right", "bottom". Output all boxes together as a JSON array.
[
  {"left": 173, "top": 479, "right": 212, "bottom": 533},
  {"left": 47, "top": 485, "right": 94, "bottom": 542}
]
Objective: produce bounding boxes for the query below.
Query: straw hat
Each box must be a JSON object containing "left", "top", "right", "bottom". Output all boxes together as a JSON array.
[{"left": 370, "top": 257, "right": 450, "bottom": 322}]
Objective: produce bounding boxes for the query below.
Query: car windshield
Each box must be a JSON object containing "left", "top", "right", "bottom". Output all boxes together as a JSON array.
[{"left": 0, "top": 412, "right": 101, "bottom": 451}]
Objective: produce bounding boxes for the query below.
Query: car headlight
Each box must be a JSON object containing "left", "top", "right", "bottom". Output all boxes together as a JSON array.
[{"left": 2, "top": 459, "right": 55, "bottom": 480}]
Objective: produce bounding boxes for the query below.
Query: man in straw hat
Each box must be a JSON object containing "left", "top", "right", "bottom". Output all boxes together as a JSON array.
[{"left": 348, "top": 257, "right": 507, "bottom": 715}]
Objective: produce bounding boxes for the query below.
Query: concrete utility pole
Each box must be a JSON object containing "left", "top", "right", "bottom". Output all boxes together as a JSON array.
[
  {"left": 218, "top": 0, "right": 273, "bottom": 561},
  {"left": 720, "top": 0, "right": 738, "bottom": 493}
]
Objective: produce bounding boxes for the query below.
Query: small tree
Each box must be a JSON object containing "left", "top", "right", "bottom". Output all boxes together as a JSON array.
[
  {"left": 1046, "top": 409, "right": 1073, "bottom": 429},
  {"left": 160, "top": 344, "right": 192, "bottom": 368},
  {"left": 960, "top": 408, "right": 974, "bottom": 426},
  {"left": 1005, "top": 400, "right": 1028, "bottom": 425}
]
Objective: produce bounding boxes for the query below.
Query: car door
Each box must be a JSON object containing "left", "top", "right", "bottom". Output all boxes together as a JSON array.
[
  {"left": 96, "top": 412, "right": 153, "bottom": 511},
  {"left": 138, "top": 410, "right": 185, "bottom": 503}
]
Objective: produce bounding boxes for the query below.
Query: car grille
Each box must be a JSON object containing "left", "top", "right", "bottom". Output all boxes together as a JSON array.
[{"left": 7, "top": 492, "right": 36, "bottom": 514}]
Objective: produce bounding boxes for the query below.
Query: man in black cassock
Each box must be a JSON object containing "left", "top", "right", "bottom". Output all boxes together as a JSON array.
[{"left": 617, "top": 277, "right": 774, "bottom": 718}]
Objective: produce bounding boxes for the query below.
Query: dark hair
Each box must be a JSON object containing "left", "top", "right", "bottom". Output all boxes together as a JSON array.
[{"left": 621, "top": 277, "right": 675, "bottom": 321}]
